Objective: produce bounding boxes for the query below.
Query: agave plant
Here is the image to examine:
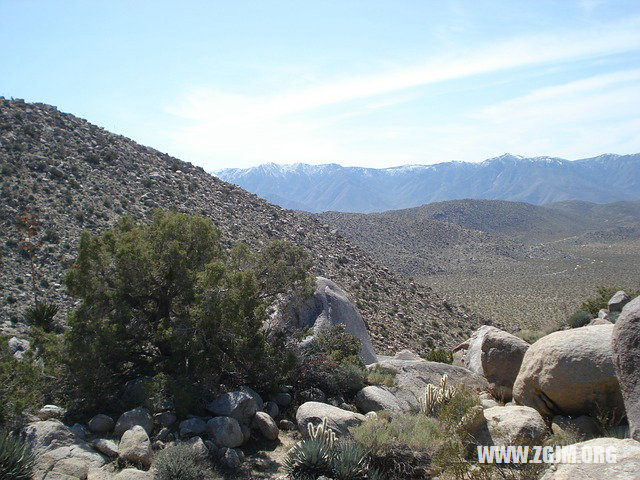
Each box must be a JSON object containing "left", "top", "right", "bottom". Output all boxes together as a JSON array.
[
  {"left": 284, "top": 437, "right": 333, "bottom": 480},
  {"left": 0, "top": 429, "right": 35, "bottom": 480},
  {"left": 331, "top": 440, "right": 370, "bottom": 480}
]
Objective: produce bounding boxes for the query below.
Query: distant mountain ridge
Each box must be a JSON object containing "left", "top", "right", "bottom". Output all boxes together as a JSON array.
[{"left": 215, "top": 153, "right": 640, "bottom": 213}]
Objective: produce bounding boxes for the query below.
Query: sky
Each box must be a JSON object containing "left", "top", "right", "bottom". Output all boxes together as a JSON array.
[{"left": 1, "top": 0, "right": 640, "bottom": 170}]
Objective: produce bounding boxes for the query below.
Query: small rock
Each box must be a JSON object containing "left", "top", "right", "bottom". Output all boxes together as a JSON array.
[
  {"left": 185, "top": 436, "right": 209, "bottom": 459},
  {"left": 219, "top": 447, "right": 242, "bottom": 469},
  {"left": 278, "top": 419, "right": 296, "bottom": 431},
  {"left": 206, "top": 416, "right": 243, "bottom": 448},
  {"left": 263, "top": 401, "right": 279, "bottom": 419},
  {"left": 155, "top": 427, "right": 171, "bottom": 442},
  {"left": 179, "top": 417, "right": 207, "bottom": 438},
  {"left": 154, "top": 411, "right": 177, "bottom": 427},
  {"left": 608, "top": 291, "right": 631, "bottom": 312},
  {"left": 70, "top": 423, "right": 87, "bottom": 440},
  {"left": 272, "top": 392, "right": 293, "bottom": 407}
]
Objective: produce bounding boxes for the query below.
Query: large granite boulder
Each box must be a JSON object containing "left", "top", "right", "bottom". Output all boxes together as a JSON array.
[
  {"left": 612, "top": 296, "right": 640, "bottom": 441},
  {"left": 512, "top": 324, "right": 624, "bottom": 419},
  {"left": 22, "top": 420, "right": 107, "bottom": 480},
  {"left": 293, "top": 277, "right": 377, "bottom": 364},
  {"left": 481, "top": 405, "right": 547, "bottom": 446},
  {"left": 540, "top": 438, "right": 640, "bottom": 479},
  {"left": 372, "top": 350, "right": 488, "bottom": 412},
  {"left": 207, "top": 416, "right": 244, "bottom": 448},
  {"left": 463, "top": 325, "right": 529, "bottom": 401},
  {"left": 296, "top": 402, "right": 366, "bottom": 436}
]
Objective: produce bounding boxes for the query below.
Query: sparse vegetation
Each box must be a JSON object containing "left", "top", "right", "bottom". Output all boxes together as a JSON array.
[
  {"left": 565, "top": 310, "right": 592, "bottom": 328},
  {"left": 154, "top": 443, "right": 217, "bottom": 480},
  {"left": 0, "top": 428, "right": 35, "bottom": 480},
  {"left": 366, "top": 365, "right": 397, "bottom": 387}
]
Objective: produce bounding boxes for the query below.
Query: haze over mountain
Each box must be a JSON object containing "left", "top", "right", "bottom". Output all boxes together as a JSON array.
[{"left": 215, "top": 154, "right": 640, "bottom": 213}]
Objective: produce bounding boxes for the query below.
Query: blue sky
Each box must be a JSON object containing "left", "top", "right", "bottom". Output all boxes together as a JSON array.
[{"left": 2, "top": 0, "right": 640, "bottom": 169}]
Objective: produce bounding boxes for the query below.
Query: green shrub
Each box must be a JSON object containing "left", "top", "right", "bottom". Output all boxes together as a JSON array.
[
  {"left": 580, "top": 287, "right": 619, "bottom": 316},
  {"left": 366, "top": 365, "right": 396, "bottom": 387},
  {"left": 425, "top": 348, "right": 453, "bottom": 364},
  {"left": 0, "top": 428, "right": 35, "bottom": 480},
  {"left": 24, "top": 302, "right": 58, "bottom": 332},
  {"left": 153, "top": 443, "right": 215, "bottom": 480},
  {"left": 437, "top": 385, "right": 480, "bottom": 428},
  {"left": 565, "top": 310, "right": 592, "bottom": 329},
  {"left": 63, "top": 211, "right": 311, "bottom": 412},
  {"left": 329, "top": 363, "right": 366, "bottom": 396}
]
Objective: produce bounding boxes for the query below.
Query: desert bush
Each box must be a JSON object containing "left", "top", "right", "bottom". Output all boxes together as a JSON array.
[
  {"left": 0, "top": 428, "right": 35, "bottom": 480},
  {"left": 437, "top": 385, "right": 480, "bottom": 428},
  {"left": 366, "top": 365, "right": 396, "bottom": 387},
  {"left": 565, "top": 310, "right": 592, "bottom": 329},
  {"left": 63, "top": 211, "right": 312, "bottom": 412},
  {"left": 425, "top": 348, "right": 453, "bottom": 364},
  {"left": 153, "top": 443, "right": 216, "bottom": 480},
  {"left": 329, "top": 362, "right": 366, "bottom": 396}
]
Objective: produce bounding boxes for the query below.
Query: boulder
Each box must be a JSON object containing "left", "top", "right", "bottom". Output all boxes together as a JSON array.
[
  {"left": 179, "top": 417, "right": 207, "bottom": 438},
  {"left": 43, "top": 457, "right": 89, "bottom": 479},
  {"left": 372, "top": 351, "right": 488, "bottom": 412},
  {"left": 88, "top": 414, "right": 114, "bottom": 434},
  {"left": 612, "top": 296, "right": 640, "bottom": 441},
  {"left": 207, "top": 416, "right": 244, "bottom": 448},
  {"left": 473, "top": 406, "right": 547, "bottom": 446},
  {"left": 87, "top": 466, "right": 115, "bottom": 480},
  {"left": 118, "top": 426, "right": 152, "bottom": 469},
  {"left": 293, "top": 277, "right": 378, "bottom": 364},
  {"left": 185, "top": 436, "right": 209, "bottom": 459},
  {"left": 272, "top": 391, "right": 293, "bottom": 407},
  {"left": 38, "top": 405, "right": 67, "bottom": 421},
  {"left": 539, "top": 437, "right": 640, "bottom": 479},
  {"left": 512, "top": 324, "right": 624, "bottom": 419},
  {"left": 551, "top": 415, "right": 600, "bottom": 439},
  {"left": 608, "top": 290, "right": 631, "bottom": 312},
  {"left": 154, "top": 411, "right": 177, "bottom": 427},
  {"left": 113, "top": 407, "right": 154, "bottom": 437},
  {"left": 22, "top": 420, "right": 107, "bottom": 480},
  {"left": 296, "top": 402, "right": 366, "bottom": 437},
  {"left": 463, "top": 325, "right": 529, "bottom": 401},
  {"left": 219, "top": 447, "right": 242, "bottom": 469},
  {"left": 355, "top": 386, "right": 402, "bottom": 413},
  {"left": 251, "top": 411, "right": 279, "bottom": 441},
  {"left": 240, "top": 385, "right": 264, "bottom": 411},
  {"left": 8, "top": 336, "right": 30, "bottom": 360},
  {"left": 207, "top": 391, "right": 257, "bottom": 424}
]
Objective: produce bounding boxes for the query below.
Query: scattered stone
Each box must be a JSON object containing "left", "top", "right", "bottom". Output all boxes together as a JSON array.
[
  {"left": 463, "top": 325, "right": 529, "bottom": 401},
  {"left": 278, "top": 419, "right": 296, "bottom": 431},
  {"left": 296, "top": 402, "right": 366, "bottom": 437},
  {"left": 612, "top": 296, "right": 640, "bottom": 441},
  {"left": 219, "top": 447, "right": 242, "bottom": 469},
  {"left": 8, "top": 336, "right": 30, "bottom": 360},
  {"left": 608, "top": 291, "right": 631, "bottom": 312},
  {"left": 113, "top": 407, "right": 154, "bottom": 437},
  {"left": 263, "top": 401, "right": 279, "bottom": 419},
  {"left": 251, "top": 411, "right": 279, "bottom": 441},
  {"left": 88, "top": 414, "right": 114, "bottom": 434},
  {"left": 118, "top": 425, "right": 152, "bottom": 469},
  {"left": 207, "top": 416, "right": 244, "bottom": 448},
  {"left": 355, "top": 386, "right": 402, "bottom": 413},
  {"left": 155, "top": 427, "right": 171, "bottom": 442},
  {"left": 513, "top": 324, "right": 624, "bottom": 419}
]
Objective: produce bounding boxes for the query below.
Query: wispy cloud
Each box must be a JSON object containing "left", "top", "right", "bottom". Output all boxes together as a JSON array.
[{"left": 165, "top": 16, "right": 640, "bottom": 168}]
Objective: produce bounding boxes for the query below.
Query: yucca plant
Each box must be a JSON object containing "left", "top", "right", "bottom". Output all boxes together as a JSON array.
[
  {"left": 25, "top": 302, "right": 58, "bottom": 332},
  {"left": 0, "top": 428, "right": 35, "bottom": 480},
  {"left": 284, "top": 437, "right": 334, "bottom": 480},
  {"left": 331, "top": 441, "right": 370, "bottom": 480}
]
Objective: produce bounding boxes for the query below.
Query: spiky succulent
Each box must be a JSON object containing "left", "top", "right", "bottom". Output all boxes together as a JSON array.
[
  {"left": 284, "top": 437, "right": 333, "bottom": 480},
  {"left": 331, "top": 441, "right": 370, "bottom": 480},
  {"left": 0, "top": 429, "right": 35, "bottom": 480}
]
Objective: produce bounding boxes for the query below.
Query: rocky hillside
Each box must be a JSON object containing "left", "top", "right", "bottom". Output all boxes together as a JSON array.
[
  {"left": 215, "top": 154, "right": 640, "bottom": 213},
  {"left": 0, "top": 98, "right": 488, "bottom": 354}
]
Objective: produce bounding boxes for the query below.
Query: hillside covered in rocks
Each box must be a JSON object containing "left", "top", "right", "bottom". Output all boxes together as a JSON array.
[{"left": 0, "top": 98, "right": 488, "bottom": 354}]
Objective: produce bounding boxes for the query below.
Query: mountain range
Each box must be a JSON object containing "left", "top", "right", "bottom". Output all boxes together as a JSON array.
[{"left": 215, "top": 154, "right": 640, "bottom": 213}]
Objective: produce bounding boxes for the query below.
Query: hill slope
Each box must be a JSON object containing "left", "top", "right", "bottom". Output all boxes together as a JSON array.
[
  {"left": 0, "top": 98, "right": 489, "bottom": 354},
  {"left": 319, "top": 199, "right": 640, "bottom": 328},
  {"left": 216, "top": 154, "right": 640, "bottom": 213}
]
